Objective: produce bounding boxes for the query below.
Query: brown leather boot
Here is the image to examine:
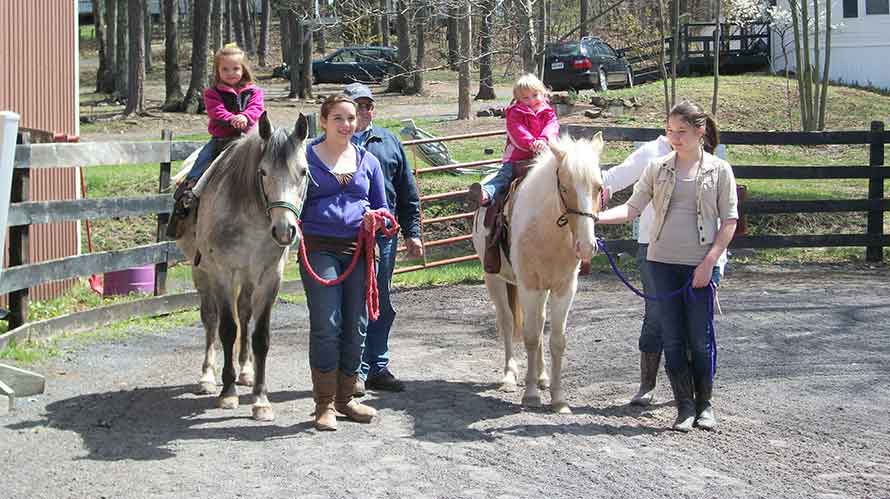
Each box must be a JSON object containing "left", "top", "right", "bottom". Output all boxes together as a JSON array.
[
  {"left": 335, "top": 371, "right": 377, "bottom": 423},
  {"left": 310, "top": 368, "right": 338, "bottom": 431}
]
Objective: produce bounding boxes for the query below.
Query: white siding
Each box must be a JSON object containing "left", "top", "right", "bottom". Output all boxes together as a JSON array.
[{"left": 771, "top": 0, "right": 890, "bottom": 89}]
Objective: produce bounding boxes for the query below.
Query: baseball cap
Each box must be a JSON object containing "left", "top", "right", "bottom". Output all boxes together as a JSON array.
[{"left": 343, "top": 83, "right": 375, "bottom": 102}]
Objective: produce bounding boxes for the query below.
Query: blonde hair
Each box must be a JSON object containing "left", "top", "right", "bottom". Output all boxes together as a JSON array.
[
  {"left": 211, "top": 44, "right": 255, "bottom": 88},
  {"left": 513, "top": 73, "right": 548, "bottom": 101}
]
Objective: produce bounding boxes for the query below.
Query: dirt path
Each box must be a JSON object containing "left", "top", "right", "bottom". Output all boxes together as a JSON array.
[{"left": 2, "top": 264, "right": 890, "bottom": 498}]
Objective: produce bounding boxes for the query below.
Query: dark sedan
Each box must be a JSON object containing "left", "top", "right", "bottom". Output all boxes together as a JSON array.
[
  {"left": 543, "top": 37, "right": 633, "bottom": 91},
  {"left": 312, "top": 46, "right": 399, "bottom": 84}
]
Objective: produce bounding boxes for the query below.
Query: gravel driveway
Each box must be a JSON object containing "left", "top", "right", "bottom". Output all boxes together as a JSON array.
[{"left": 2, "top": 264, "right": 889, "bottom": 499}]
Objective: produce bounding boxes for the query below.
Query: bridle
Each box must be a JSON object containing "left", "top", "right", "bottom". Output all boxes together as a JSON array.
[
  {"left": 256, "top": 166, "right": 309, "bottom": 220},
  {"left": 554, "top": 165, "right": 600, "bottom": 227}
]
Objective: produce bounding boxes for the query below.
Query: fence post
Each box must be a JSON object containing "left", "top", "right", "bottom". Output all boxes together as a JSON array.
[
  {"left": 154, "top": 129, "right": 172, "bottom": 296},
  {"left": 8, "top": 132, "right": 30, "bottom": 329},
  {"left": 867, "top": 120, "right": 885, "bottom": 262}
]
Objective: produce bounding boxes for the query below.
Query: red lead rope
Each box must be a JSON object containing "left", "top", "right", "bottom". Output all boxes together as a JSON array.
[{"left": 297, "top": 209, "right": 400, "bottom": 321}]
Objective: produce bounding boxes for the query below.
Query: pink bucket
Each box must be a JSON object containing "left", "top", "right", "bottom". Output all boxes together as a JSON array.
[{"left": 103, "top": 265, "right": 155, "bottom": 297}]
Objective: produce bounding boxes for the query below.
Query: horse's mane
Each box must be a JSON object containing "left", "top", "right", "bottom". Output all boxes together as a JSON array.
[
  {"left": 210, "top": 128, "right": 304, "bottom": 213},
  {"left": 522, "top": 135, "right": 603, "bottom": 205}
]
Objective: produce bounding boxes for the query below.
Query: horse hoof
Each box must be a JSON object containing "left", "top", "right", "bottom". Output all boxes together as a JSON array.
[
  {"left": 499, "top": 381, "right": 518, "bottom": 393},
  {"left": 218, "top": 395, "right": 239, "bottom": 410},
  {"left": 552, "top": 402, "right": 572, "bottom": 414},
  {"left": 197, "top": 382, "right": 216, "bottom": 395},
  {"left": 537, "top": 379, "right": 551, "bottom": 390},
  {"left": 252, "top": 405, "right": 275, "bottom": 422},
  {"left": 522, "top": 395, "right": 542, "bottom": 407},
  {"left": 237, "top": 374, "right": 255, "bottom": 387}
]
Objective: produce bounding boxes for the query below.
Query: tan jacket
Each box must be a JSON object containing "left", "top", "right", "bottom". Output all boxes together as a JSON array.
[{"left": 627, "top": 150, "right": 739, "bottom": 247}]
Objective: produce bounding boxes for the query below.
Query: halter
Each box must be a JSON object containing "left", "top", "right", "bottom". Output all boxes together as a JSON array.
[
  {"left": 256, "top": 167, "right": 308, "bottom": 220},
  {"left": 554, "top": 165, "right": 600, "bottom": 227}
]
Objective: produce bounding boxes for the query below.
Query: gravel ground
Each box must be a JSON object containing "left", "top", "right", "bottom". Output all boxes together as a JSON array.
[{"left": 2, "top": 263, "right": 889, "bottom": 499}]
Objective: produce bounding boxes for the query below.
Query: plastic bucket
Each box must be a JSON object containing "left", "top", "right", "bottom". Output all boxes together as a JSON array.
[{"left": 103, "top": 265, "right": 155, "bottom": 297}]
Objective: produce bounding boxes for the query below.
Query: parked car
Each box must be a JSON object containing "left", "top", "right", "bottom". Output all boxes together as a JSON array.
[
  {"left": 543, "top": 37, "right": 633, "bottom": 92},
  {"left": 312, "top": 46, "right": 398, "bottom": 84}
]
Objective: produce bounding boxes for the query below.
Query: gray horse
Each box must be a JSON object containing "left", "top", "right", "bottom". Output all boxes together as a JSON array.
[{"left": 175, "top": 112, "right": 310, "bottom": 421}]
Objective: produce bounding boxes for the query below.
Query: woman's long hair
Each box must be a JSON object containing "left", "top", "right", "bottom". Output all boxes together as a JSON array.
[{"left": 669, "top": 101, "right": 720, "bottom": 154}]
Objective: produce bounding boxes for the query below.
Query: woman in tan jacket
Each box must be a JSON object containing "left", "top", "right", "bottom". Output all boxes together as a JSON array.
[{"left": 597, "top": 101, "right": 738, "bottom": 432}]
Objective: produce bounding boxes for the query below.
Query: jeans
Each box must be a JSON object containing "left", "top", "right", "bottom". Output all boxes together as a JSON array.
[
  {"left": 649, "top": 261, "right": 717, "bottom": 382},
  {"left": 481, "top": 161, "right": 514, "bottom": 200},
  {"left": 186, "top": 139, "right": 216, "bottom": 181},
  {"left": 637, "top": 244, "right": 662, "bottom": 353},
  {"left": 300, "top": 250, "right": 368, "bottom": 374},
  {"left": 360, "top": 234, "right": 398, "bottom": 380}
]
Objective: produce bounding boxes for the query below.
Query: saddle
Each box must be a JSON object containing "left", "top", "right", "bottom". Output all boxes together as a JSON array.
[{"left": 481, "top": 159, "right": 533, "bottom": 274}]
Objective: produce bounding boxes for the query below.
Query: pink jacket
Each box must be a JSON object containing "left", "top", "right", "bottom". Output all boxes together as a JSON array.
[
  {"left": 204, "top": 83, "right": 265, "bottom": 138},
  {"left": 502, "top": 101, "right": 560, "bottom": 163}
]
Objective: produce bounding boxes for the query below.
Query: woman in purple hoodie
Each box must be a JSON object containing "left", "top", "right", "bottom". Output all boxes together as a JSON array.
[{"left": 300, "top": 94, "right": 389, "bottom": 431}]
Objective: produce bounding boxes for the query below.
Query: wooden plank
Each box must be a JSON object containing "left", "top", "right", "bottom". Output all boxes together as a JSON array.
[
  {"left": 867, "top": 121, "right": 886, "bottom": 262},
  {"left": 742, "top": 199, "right": 890, "bottom": 214},
  {"left": 156, "top": 130, "right": 174, "bottom": 296},
  {"left": 730, "top": 234, "right": 890, "bottom": 249},
  {"left": 566, "top": 125, "right": 890, "bottom": 146},
  {"left": 0, "top": 363, "right": 45, "bottom": 397},
  {"left": 0, "top": 242, "right": 177, "bottom": 294},
  {"left": 14, "top": 141, "right": 173, "bottom": 168},
  {"left": 7, "top": 195, "right": 173, "bottom": 226},
  {"left": 8, "top": 133, "right": 30, "bottom": 330},
  {"left": 733, "top": 165, "right": 890, "bottom": 179}
]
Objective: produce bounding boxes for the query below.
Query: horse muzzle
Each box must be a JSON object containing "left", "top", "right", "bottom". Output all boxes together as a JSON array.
[{"left": 271, "top": 219, "right": 300, "bottom": 247}]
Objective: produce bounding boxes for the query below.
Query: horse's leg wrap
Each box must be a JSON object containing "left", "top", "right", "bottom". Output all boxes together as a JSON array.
[
  {"left": 335, "top": 371, "right": 377, "bottom": 423},
  {"left": 311, "top": 368, "right": 338, "bottom": 431}
]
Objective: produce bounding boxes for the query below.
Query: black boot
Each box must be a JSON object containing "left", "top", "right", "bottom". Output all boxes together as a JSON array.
[
  {"left": 630, "top": 351, "right": 661, "bottom": 406},
  {"left": 666, "top": 367, "right": 695, "bottom": 432},
  {"left": 694, "top": 373, "right": 716, "bottom": 430}
]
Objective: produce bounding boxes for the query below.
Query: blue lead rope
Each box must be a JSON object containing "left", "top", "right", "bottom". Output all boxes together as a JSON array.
[{"left": 595, "top": 237, "right": 717, "bottom": 381}]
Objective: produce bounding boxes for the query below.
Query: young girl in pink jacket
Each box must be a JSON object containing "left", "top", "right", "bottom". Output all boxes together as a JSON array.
[{"left": 468, "top": 74, "right": 560, "bottom": 207}]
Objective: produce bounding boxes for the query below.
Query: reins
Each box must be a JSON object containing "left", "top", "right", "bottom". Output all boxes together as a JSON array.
[
  {"left": 297, "top": 210, "right": 400, "bottom": 321},
  {"left": 595, "top": 237, "right": 717, "bottom": 381}
]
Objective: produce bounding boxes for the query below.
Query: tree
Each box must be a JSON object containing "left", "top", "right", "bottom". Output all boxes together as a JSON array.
[
  {"left": 230, "top": 0, "right": 244, "bottom": 47},
  {"left": 711, "top": 0, "right": 721, "bottom": 116},
  {"left": 258, "top": 0, "right": 271, "bottom": 66},
  {"left": 788, "top": 0, "right": 832, "bottom": 130},
  {"left": 102, "top": 0, "right": 117, "bottom": 93},
  {"left": 144, "top": 0, "right": 153, "bottom": 72},
  {"left": 211, "top": 0, "right": 223, "bottom": 50},
  {"left": 114, "top": 0, "right": 129, "bottom": 99},
  {"left": 580, "top": 0, "right": 589, "bottom": 39},
  {"left": 413, "top": 0, "right": 427, "bottom": 94},
  {"left": 240, "top": 0, "right": 256, "bottom": 54},
  {"left": 125, "top": 0, "right": 146, "bottom": 115},
  {"left": 298, "top": 0, "right": 313, "bottom": 98},
  {"left": 656, "top": 0, "right": 671, "bottom": 115},
  {"left": 516, "top": 0, "right": 535, "bottom": 74},
  {"left": 380, "top": 0, "right": 391, "bottom": 47},
  {"left": 671, "top": 0, "right": 679, "bottom": 107},
  {"left": 182, "top": 0, "right": 212, "bottom": 114},
  {"left": 386, "top": 0, "right": 414, "bottom": 94},
  {"left": 457, "top": 0, "right": 472, "bottom": 120},
  {"left": 95, "top": 0, "right": 110, "bottom": 93},
  {"left": 162, "top": 0, "right": 184, "bottom": 111},
  {"left": 446, "top": 5, "right": 459, "bottom": 70},
  {"left": 475, "top": 0, "right": 496, "bottom": 100}
]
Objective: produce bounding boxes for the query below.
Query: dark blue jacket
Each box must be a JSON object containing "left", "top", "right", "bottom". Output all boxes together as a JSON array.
[{"left": 352, "top": 124, "right": 421, "bottom": 239}]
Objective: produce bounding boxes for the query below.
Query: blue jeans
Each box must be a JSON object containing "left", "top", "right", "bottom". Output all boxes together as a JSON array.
[
  {"left": 637, "top": 244, "right": 662, "bottom": 353},
  {"left": 361, "top": 234, "right": 398, "bottom": 380},
  {"left": 300, "top": 250, "right": 368, "bottom": 374},
  {"left": 186, "top": 139, "right": 216, "bottom": 181},
  {"left": 649, "top": 261, "right": 717, "bottom": 381},
  {"left": 481, "top": 161, "right": 514, "bottom": 200}
]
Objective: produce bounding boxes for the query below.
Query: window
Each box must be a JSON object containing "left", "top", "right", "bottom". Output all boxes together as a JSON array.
[
  {"left": 843, "top": 0, "right": 858, "bottom": 17},
  {"left": 867, "top": 0, "right": 890, "bottom": 15}
]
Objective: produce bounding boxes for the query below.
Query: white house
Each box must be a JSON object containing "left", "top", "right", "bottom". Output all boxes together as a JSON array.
[{"left": 771, "top": 0, "right": 890, "bottom": 90}]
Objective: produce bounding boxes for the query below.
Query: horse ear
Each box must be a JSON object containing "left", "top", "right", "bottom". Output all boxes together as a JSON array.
[
  {"left": 591, "top": 131, "right": 604, "bottom": 153},
  {"left": 258, "top": 112, "right": 272, "bottom": 140},
  {"left": 293, "top": 113, "right": 310, "bottom": 142},
  {"left": 549, "top": 139, "right": 567, "bottom": 161}
]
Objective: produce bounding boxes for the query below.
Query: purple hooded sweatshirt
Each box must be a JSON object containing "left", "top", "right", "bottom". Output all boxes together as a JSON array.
[{"left": 300, "top": 143, "right": 389, "bottom": 240}]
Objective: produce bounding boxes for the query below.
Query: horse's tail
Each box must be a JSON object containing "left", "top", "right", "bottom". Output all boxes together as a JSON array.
[{"left": 506, "top": 283, "right": 523, "bottom": 343}]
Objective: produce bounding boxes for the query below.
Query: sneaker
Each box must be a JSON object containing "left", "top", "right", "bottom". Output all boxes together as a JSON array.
[
  {"left": 366, "top": 369, "right": 405, "bottom": 392},
  {"left": 466, "top": 183, "right": 487, "bottom": 210}
]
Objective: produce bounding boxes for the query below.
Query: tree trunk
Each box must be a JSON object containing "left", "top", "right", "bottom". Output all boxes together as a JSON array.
[
  {"left": 211, "top": 0, "right": 222, "bottom": 50},
  {"left": 298, "top": 0, "right": 313, "bottom": 99},
  {"left": 387, "top": 0, "right": 414, "bottom": 94},
  {"left": 258, "top": 0, "right": 270, "bottom": 66},
  {"left": 102, "top": 0, "right": 117, "bottom": 93},
  {"left": 535, "top": 0, "right": 546, "bottom": 78},
  {"left": 144, "top": 0, "right": 153, "bottom": 72},
  {"left": 446, "top": 7, "right": 459, "bottom": 70},
  {"left": 380, "top": 0, "right": 390, "bottom": 47},
  {"left": 286, "top": 11, "right": 300, "bottom": 98},
  {"left": 457, "top": 1, "right": 472, "bottom": 120},
  {"left": 125, "top": 0, "right": 146, "bottom": 115},
  {"left": 413, "top": 0, "right": 426, "bottom": 94},
  {"left": 657, "top": 0, "right": 670, "bottom": 115},
  {"left": 114, "top": 0, "right": 129, "bottom": 99},
  {"left": 162, "top": 0, "right": 183, "bottom": 110},
  {"left": 818, "top": 0, "right": 832, "bottom": 130},
  {"left": 279, "top": 8, "right": 290, "bottom": 64},
  {"left": 224, "top": 0, "right": 233, "bottom": 43},
  {"left": 240, "top": 0, "right": 255, "bottom": 55},
  {"left": 475, "top": 0, "right": 495, "bottom": 100},
  {"left": 182, "top": 0, "right": 211, "bottom": 114},
  {"left": 710, "top": 0, "right": 719, "bottom": 116},
  {"left": 230, "top": 0, "right": 244, "bottom": 47},
  {"left": 670, "top": 0, "right": 679, "bottom": 107},
  {"left": 95, "top": 0, "right": 109, "bottom": 93},
  {"left": 516, "top": 0, "right": 535, "bottom": 74},
  {"left": 580, "top": 0, "right": 589, "bottom": 39}
]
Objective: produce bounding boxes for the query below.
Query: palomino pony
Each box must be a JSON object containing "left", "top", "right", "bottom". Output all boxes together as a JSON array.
[
  {"left": 175, "top": 112, "right": 310, "bottom": 421},
  {"left": 471, "top": 133, "right": 604, "bottom": 414}
]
